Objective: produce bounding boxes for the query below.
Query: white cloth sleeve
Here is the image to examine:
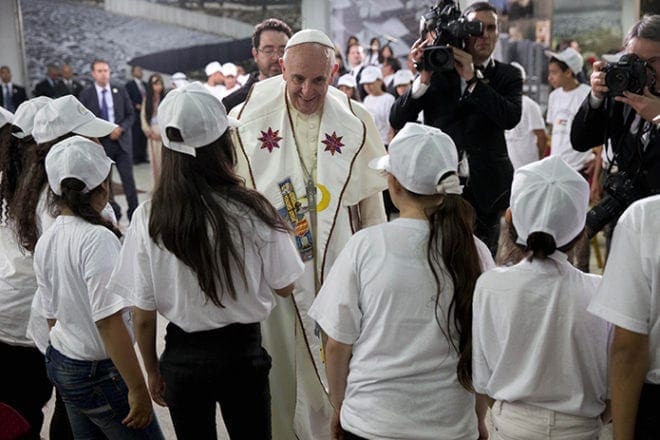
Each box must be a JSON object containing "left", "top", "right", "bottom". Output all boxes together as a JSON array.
[
  {"left": 107, "top": 207, "right": 157, "bottom": 311},
  {"left": 259, "top": 228, "right": 305, "bottom": 290},
  {"left": 471, "top": 278, "right": 492, "bottom": 394},
  {"left": 474, "top": 236, "right": 495, "bottom": 271},
  {"left": 411, "top": 76, "right": 430, "bottom": 99},
  {"left": 308, "top": 239, "right": 362, "bottom": 345},
  {"left": 588, "top": 218, "right": 648, "bottom": 334},
  {"left": 82, "top": 230, "right": 129, "bottom": 322}
]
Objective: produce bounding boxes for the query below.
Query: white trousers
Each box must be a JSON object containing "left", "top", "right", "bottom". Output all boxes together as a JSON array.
[{"left": 490, "top": 401, "right": 602, "bottom": 440}]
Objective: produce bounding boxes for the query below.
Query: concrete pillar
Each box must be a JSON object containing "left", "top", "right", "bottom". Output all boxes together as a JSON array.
[
  {"left": 301, "top": 0, "right": 331, "bottom": 34},
  {"left": 0, "top": 0, "right": 29, "bottom": 94},
  {"left": 622, "top": 0, "right": 641, "bottom": 35}
]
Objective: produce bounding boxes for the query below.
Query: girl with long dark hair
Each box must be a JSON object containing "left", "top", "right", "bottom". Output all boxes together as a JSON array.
[
  {"left": 309, "top": 123, "right": 494, "bottom": 440},
  {"left": 34, "top": 136, "right": 162, "bottom": 439},
  {"left": 140, "top": 73, "right": 165, "bottom": 183},
  {"left": 107, "top": 82, "right": 304, "bottom": 439},
  {"left": 472, "top": 156, "right": 611, "bottom": 438}
]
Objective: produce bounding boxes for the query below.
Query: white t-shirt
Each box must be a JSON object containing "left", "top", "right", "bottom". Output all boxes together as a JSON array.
[
  {"left": 107, "top": 199, "right": 304, "bottom": 332},
  {"left": 309, "top": 218, "right": 494, "bottom": 440},
  {"left": 472, "top": 252, "right": 610, "bottom": 418},
  {"left": 203, "top": 83, "right": 226, "bottom": 102},
  {"left": 505, "top": 95, "right": 546, "bottom": 170},
  {"left": 0, "top": 188, "right": 65, "bottom": 347},
  {"left": 547, "top": 84, "right": 593, "bottom": 171},
  {"left": 363, "top": 93, "right": 395, "bottom": 145},
  {"left": 33, "top": 216, "right": 131, "bottom": 361},
  {"left": 588, "top": 195, "right": 660, "bottom": 384}
]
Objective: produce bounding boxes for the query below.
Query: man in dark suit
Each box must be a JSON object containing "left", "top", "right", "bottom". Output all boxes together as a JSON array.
[
  {"left": 79, "top": 59, "right": 138, "bottom": 220},
  {"left": 390, "top": 1, "right": 522, "bottom": 254},
  {"left": 34, "top": 64, "right": 63, "bottom": 98},
  {"left": 125, "top": 65, "right": 148, "bottom": 164},
  {"left": 0, "top": 66, "right": 28, "bottom": 112},
  {"left": 59, "top": 63, "right": 84, "bottom": 98},
  {"left": 223, "top": 18, "right": 292, "bottom": 112}
]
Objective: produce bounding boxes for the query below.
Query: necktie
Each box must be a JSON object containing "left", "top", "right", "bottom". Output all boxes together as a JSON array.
[
  {"left": 3, "top": 85, "right": 14, "bottom": 112},
  {"left": 100, "top": 89, "right": 109, "bottom": 121}
]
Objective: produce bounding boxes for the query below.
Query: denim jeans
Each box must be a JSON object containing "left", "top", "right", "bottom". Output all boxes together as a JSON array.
[
  {"left": 491, "top": 400, "right": 601, "bottom": 440},
  {"left": 160, "top": 322, "right": 272, "bottom": 440},
  {"left": 45, "top": 345, "right": 163, "bottom": 440}
]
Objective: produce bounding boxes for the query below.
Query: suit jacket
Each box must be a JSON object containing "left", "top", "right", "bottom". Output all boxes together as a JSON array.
[
  {"left": 59, "top": 79, "right": 84, "bottom": 98},
  {"left": 390, "top": 61, "right": 522, "bottom": 212},
  {"left": 79, "top": 84, "right": 134, "bottom": 153},
  {"left": 222, "top": 71, "right": 259, "bottom": 112},
  {"left": 125, "top": 79, "right": 147, "bottom": 112},
  {"left": 0, "top": 83, "right": 28, "bottom": 110},
  {"left": 571, "top": 96, "right": 660, "bottom": 194},
  {"left": 34, "top": 78, "right": 61, "bottom": 98}
]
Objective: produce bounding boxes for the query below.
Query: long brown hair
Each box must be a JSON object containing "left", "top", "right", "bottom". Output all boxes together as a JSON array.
[
  {"left": 149, "top": 129, "right": 288, "bottom": 307},
  {"left": 412, "top": 176, "right": 482, "bottom": 391},
  {"left": 10, "top": 133, "right": 74, "bottom": 252},
  {"left": 53, "top": 177, "right": 121, "bottom": 239},
  {"left": 0, "top": 125, "right": 23, "bottom": 222},
  {"left": 144, "top": 74, "right": 165, "bottom": 124}
]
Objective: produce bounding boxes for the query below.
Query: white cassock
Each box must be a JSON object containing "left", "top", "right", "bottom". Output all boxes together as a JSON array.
[{"left": 230, "top": 75, "right": 387, "bottom": 440}]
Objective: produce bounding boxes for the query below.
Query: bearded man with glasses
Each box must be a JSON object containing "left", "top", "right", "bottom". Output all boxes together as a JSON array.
[{"left": 223, "top": 18, "right": 293, "bottom": 112}]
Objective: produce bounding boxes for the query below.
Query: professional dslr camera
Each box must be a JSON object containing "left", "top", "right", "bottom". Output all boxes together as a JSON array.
[
  {"left": 585, "top": 170, "right": 646, "bottom": 238},
  {"left": 417, "top": 0, "right": 484, "bottom": 72},
  {"left": 604, "top": 53, "right": 652, "bottom": 97}
]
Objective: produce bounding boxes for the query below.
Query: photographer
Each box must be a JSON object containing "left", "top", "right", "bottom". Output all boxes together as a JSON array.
[
  {"left": 571, "top": 14, "right": 660, "bottom": 237},
  {"left": 390, "top": 1, "right": 522, "bottom": 254}
]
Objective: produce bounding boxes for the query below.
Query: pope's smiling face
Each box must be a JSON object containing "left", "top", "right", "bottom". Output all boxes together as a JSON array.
[{"left": 281, "top": 43, "right": 337, "bottom": 115}]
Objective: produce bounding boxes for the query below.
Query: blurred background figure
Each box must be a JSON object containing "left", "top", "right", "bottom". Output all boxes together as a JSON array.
[
  {"left": 125, "top": 65, "right": 149, "bottom": 165},
  {"left": 140, "top": 73, "right": 165, "bottom": 183}
]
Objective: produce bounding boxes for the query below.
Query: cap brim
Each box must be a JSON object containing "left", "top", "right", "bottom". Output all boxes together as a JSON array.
[
  {"left": 368, "top": 154, "right": 390, "bottom": 172},
  {"left": 74, "top": 117, "right": 117, "bottom": 139},
  {"left": 602, "top": 53, "right": 623, "bottom": 63}
]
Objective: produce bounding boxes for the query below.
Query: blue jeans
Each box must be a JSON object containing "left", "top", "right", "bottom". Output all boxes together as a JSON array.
[{"left": 45, "top": 345, "right": 163, "bottom": 440}]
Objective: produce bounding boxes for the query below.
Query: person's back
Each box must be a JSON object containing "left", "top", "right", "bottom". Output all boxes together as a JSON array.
[
  {"left": 311, "top": 123, "right": 493, "bottom": 440},
  {"left": 472, "top": 155, "right": 610, "bottom": 438},
  {"left": 505, "top": 94, "right": 546, "bottom": 169},
  {"left": 473, "top": 256, "right": 608, "bottom": 416}
]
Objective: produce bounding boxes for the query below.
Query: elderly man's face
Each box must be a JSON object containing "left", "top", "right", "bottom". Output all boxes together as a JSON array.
[{"left": 281, "top": 44, "right": 337, "bottom": 115}]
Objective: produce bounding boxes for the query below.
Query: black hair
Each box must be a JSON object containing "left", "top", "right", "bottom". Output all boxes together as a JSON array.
[
  {"left": 252, "top": 18, "right": 293, "bottom": 49},
  {"left": 408, "top": 172, "right": 482, "bottom": 391},
  {"left": 464, "top": 1, "right": 498, "bottom": 16},
  {"left": 149, "top": 128, "right": 289, "bottom": 307},
  {"left": 53, "top": 177, "right": 121, "bottom": 239},
  {"left": 509, "top": 224, "right": 583, "bottom": 261}
]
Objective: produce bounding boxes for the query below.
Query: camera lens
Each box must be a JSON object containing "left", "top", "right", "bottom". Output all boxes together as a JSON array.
[
  {"left": 605, "top": 69, "right": 629, "bottom": 96},
  {"left": 424, "top": 46, "right": 454, "bottom": 72}
]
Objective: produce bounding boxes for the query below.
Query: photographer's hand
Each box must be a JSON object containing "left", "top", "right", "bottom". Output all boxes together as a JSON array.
[
  {"left": 410, "top": 38, "right": 432, "bottom": 84},
  {"left": 590, "top": 61, "right": 609, "bottom": 99},
  {"left": 451, "top": 47, "right": 476, "bottom": 82},
  {"left": 616, "top": 87, "right": 660, "bottom": 124}
]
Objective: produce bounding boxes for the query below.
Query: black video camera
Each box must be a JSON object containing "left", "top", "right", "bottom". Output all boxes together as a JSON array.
[
  {"left": 585, "top": 170, "right": 646, "bottom": 238},
  {"left": 418, "top": 0, "right": 484, "bottom": 72},
  {"left": 604, "top": 53, "right": 651, "bottom": 97}
]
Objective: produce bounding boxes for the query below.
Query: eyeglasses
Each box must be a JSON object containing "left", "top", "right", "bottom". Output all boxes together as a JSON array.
[{"left": 258, "top": 47, "right": 285, "bottom": 57}]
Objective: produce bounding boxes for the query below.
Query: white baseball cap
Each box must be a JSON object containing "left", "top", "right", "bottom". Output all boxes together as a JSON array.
[
  {"left": 393, "top": 69, "right": 414, "bottom": 87},
  {"left": 45, "top": 135, "right": 114, "bottom": 196},
  {"left": 0, "top": 106, "right": 13, "bottom": 128},
  {"left": 222, "top": 62, "right": 237, "bottom": 77},
  {"left": 32, "top": 95, "right": 117, "bottom": 144},
  {"left": 205, "top": 61, "right": 223, "bottom": 77},
  {"left": 158, "top": 81, "right": 239, "bottom": 157},
  {"left": 510, "top": 155, "right": 589, "bottom": 248},
  {"left": 11, "top": 96, "right": 52, "bottom": 139},
  {"left": 337, "top": 73, "right": 357, "bottom": 88},
  {"left": 545, "top": 47, "right": 584, "bottom": 75},
  {"left": 171, "top": 72, "right": 188, "bottom": 88},
  {"left": 359, "top": 65, "right": 383, "bottom": 84},
  {"left": 285, "top": 29, "right": 334, "bottom": 50},
  {"left": 602, "top": 51, "right": 624, "bottom": 64},
  {"left": 369, "top": 122, "right": 461, "bottom": 195}
]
